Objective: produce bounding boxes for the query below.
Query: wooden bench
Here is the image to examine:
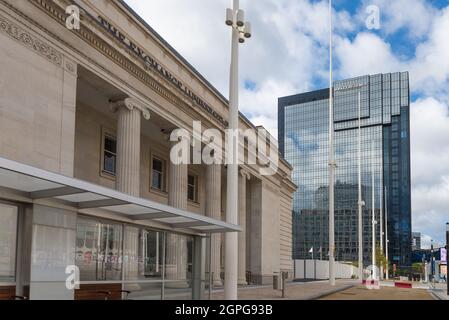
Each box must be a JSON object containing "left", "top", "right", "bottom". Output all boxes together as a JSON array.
[
  {"left": 75, "top": 284, "right": 123, "bottom": 300},
  {"left": 0, "top": 286, "right": 16, "bottom": 300}
]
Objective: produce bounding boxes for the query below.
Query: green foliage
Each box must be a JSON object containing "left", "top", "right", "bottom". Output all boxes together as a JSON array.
[
  {"left": 412, "top": 262, "right": 423, "bottom": 274},
  {"left": 375, "top": 246, "right": 387, "bottom": 269}
]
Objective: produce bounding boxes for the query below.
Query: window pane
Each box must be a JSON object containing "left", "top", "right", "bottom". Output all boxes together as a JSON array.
[
  {"left": 76, "top": 218, "right": 123, "bottom": 281},
  {"left": 152, "top": 158, "right": 164, "bottom": 190},
  {"left": 0, "top": 204, "right": 17, "bottom": 282},
  {"left": 165, "top": 233, "right": 193, "bottom": 281},
  {"left": 187, "top": 175, "right": 196, "bottom": 201},
  {"left": 152, "top": 172, "right": 162, "bottom": 190},
  {"left": 104, "top": 136, "right": 116, "bottom": 153},
  {"left": 104, "top": 153, "right": 116, "bottom": 174},
  {"left": 164, "top": 233, "right": 193, "bottom": 300},
  {"left": 153, "top": 158, "right": 162, "bottom": 172},
  {"left": 123, "top": 226, "right": 163, "bottom": 281},
  {"left": 188, "top": 185, "right": 195, "bottom": 201}
]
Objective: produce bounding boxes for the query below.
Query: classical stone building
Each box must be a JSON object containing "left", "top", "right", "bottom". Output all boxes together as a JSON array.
[{"left": 0, "top": 0, "right": 295, "bottom": 300}]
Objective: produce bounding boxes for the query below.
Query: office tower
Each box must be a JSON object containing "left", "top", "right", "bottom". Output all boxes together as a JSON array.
[{"left": 279, "top": 72, "right": 412, "bottom": 268}]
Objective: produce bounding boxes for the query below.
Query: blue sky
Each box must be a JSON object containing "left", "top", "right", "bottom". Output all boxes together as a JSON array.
[{"left": 124, "top": 0, "right": 449, "bottom": 247}]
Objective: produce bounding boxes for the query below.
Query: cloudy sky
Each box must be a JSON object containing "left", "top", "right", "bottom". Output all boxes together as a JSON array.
[{"left": 124, "top": 0, "right": 449, "bottom": 247}]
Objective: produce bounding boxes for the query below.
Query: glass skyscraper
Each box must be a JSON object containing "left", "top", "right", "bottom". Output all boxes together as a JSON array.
[{"left": 278, "top": 72, "right": 412, "bottom": 268}]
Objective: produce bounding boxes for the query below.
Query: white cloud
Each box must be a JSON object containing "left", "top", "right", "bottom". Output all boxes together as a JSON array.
[
  {"left": 334, "top": 5, "right": 449, "bottom": 102},
  {"left": 411, "top": 98, "right": 449, "bottom": 186},
  {"left": 334, "top": 32, "right": 403, "bottom": 79},
  {"left": 410, "top": 6, "right": 449, "bottom": 99}
]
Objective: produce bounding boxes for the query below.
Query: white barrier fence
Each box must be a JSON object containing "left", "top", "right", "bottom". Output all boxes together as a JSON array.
[{"left": 294, "top": 259, "right": 358, "bottom": 280}]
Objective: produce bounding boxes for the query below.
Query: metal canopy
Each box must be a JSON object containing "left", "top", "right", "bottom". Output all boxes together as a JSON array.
[{"left": 0, "top": 157, "right": 240, "bottom": 234}]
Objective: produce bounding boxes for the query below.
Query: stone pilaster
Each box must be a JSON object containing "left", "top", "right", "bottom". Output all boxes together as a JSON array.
[
  {"left": 206, "top": 164, "right": 223, "bottom": 287},
  {"left": 110, "top": 98, "right": 150, "bottom": 196},
  {"left": 238, "top": 169, "right": 250, "bottom": 285}
]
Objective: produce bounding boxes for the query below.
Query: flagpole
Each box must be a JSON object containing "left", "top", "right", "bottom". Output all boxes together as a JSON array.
[
  {"left": 385, "top": 186, "right": 389, "bottom": 280},
  {"left": 379, "top": 175, "right": 384, "bottom": 280},
  {"left": 371, "top": 140, "right": 377, "bottom": 281}
]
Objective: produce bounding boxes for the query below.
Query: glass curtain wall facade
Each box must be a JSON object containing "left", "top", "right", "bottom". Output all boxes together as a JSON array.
[{"left": 278, "top": 72, "right": 412, "bottom": 268}]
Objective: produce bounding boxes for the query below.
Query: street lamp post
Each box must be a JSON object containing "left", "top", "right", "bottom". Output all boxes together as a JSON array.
[
  {"left": 385, "top": 186, "right": 389, "bottom": 280},
  {"left": 431, "top": 239, "right": 435, "bottom": 284},
  {"left": 224, "top": 0, "right": 251, "bottom": 300},
  {"left": 446, "top": 222, "right": 448, "bottom": 295},
  {"left": 328, "top": 0, "right": 336, "bottom": 287}
]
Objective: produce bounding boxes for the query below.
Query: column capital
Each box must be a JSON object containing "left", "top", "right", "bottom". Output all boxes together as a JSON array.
[
  {"left": 110, "top": 97, "right": 151, "bottom": 120},
  {"left": 239, "top": 168, "right": 251, "bottom": 180}
]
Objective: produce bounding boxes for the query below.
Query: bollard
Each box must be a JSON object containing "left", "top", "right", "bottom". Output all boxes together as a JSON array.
[
  {"left": 273, "top": 274, "right": 279, "bottom": 290},
  {"left": 281, "top": 271, "right": 288, "bottom": 298}
]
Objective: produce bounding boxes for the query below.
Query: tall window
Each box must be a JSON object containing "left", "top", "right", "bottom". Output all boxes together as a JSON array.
[
  {"left": 151, "top": 157, "right": 165, "bottom": 191},
  {"left": 187, "top": 174, "right": 198, "bottom": 202},
  {"left": 103, "top": 134, "right": 117, "bottom": 176},
  {"left": 0, "top": 204, "right": 17, "bottom": 282},
  {"left": 75, "top": 217, "right": 123, "bottom": 281}
]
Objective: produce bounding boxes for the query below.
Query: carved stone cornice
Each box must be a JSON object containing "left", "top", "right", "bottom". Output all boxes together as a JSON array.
[
  {"left": 110, "top": 97, "right": 151, "bottom": 120},
  {"left": 0, "top": 11, "right": 62, "bottom": 67}
]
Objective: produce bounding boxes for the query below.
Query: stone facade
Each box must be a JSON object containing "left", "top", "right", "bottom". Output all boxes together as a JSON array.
[{"left": 0, "top": 0, "right": 296, "bottom": 286}]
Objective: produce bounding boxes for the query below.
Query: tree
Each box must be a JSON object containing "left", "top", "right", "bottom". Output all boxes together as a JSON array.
[{"left": 376, "top": 246, "right": 387, "bottom": 270}]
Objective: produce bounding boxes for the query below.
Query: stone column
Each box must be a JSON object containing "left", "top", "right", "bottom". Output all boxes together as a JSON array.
[
  {"left": 206, "top": 164, "right": 223, "bottom": 287},
  {"left": 110, "top": 98, "right": 150, "bottom": 196},
  {"left": 238, "top": 169, "right": 250, "bottom": 285},
  {"left": 165, "top": 139, "right": 188, "bottom": 284}
]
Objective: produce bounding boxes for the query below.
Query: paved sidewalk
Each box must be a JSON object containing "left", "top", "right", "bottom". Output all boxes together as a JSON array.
[
  {"left": 429, "top": 283, "right": 448, "bottom": 300},
  {"left": 211, "top": 279, "right": 357, "bottom": 300},
  {"left": 321, "top": 285, "right": 434, "bottom": 300}
]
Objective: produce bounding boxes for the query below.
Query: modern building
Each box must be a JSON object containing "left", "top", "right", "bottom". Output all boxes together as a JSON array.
[
  {"left": 412, "top": 232, "right": 421, "bottom": 251},
  {"left": 279, "top": 72, "right": 412, "bottom": 268},
  {"left": 0, "top": 0, "right": 296, "bottom": 300}
]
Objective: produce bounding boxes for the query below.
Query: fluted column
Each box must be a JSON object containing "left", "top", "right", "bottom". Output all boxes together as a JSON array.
[
  {"left": 165, "top": 140, "right": 188, "bottom": 283},
  {"left": 110, "top": 98, "right": 150, "bottom": 196},
  {"left": 238, "top": 169, "right": 250, "bottom": 285},
  {"left": 168, "top": 160, "right": 188, "bottom": 209},
  {"left": 206, "top": 164, "right": 223, "bottom": 287}
]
